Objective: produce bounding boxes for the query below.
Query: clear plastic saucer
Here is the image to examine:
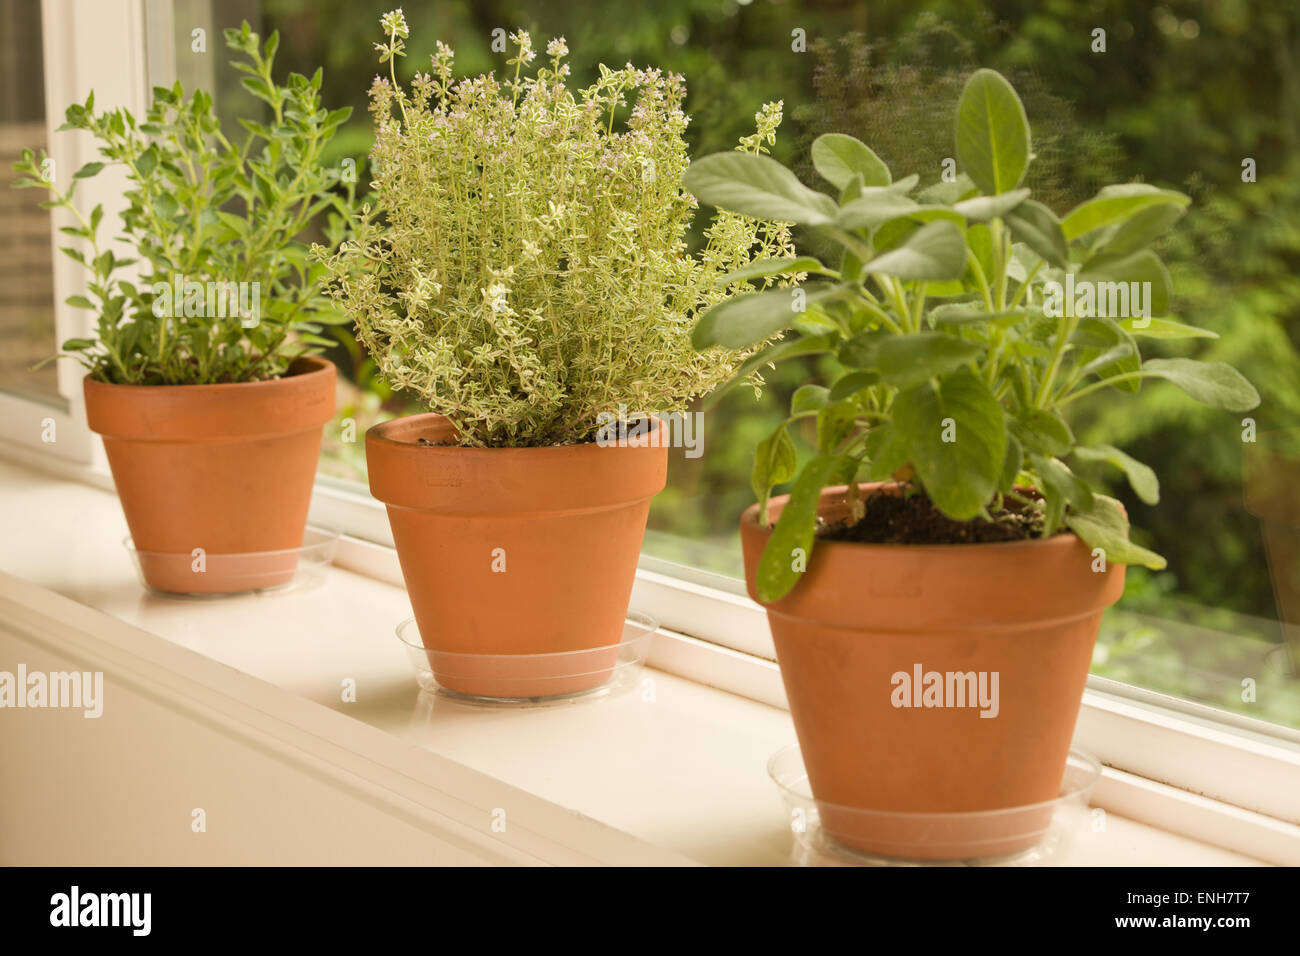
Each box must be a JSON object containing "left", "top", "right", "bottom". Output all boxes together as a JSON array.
[
  {"left": 768, "top": 745, "right": 1101, "bottom": 866},
  {"left": 395, "top": 611, "right": 657, "bottom": 706},
  {"left": 124, "top": 526, "right": 340, "bottom": 597}
]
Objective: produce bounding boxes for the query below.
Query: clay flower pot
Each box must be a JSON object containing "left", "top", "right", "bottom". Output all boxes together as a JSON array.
[
  {"left": 85, "top": 357, "right": 336, "bottom": 594},
  {"left": 741, "top": 483, "right": 1125, "bottom": 860},
  {"left": 366, "top": 413, "right": 667, "bottom": 698}
]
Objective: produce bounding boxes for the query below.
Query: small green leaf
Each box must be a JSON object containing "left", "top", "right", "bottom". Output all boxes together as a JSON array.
[
  {"left": 1005, "top": 199, "right": 1069, "bottom": 269},
  {"left": 73, "top": 162, "right": 105, "bottom": 179},
  {"left": 684, "top": 152, "right": 838, "bottom": 226},
  {"left": 817, "top": 399, "right": 859, "bottom": 453},
  {"left": 829, "top": 370, "right": 880, "bottom": 401},
  {"left": 1072, "top": 444, "right": 1159, "bottom": 505},
  {"left": 1029, "top": 453, "right": 1093, "bottom": 535},
  {"left": 1065, "top": 494, "right": 1166, "bottom": 570},
  {"left": 792, "top": 384, "right": 830, "bottom": 414},
  {"left": 812, "top": 133, "right": 891, "bottom": 190},
  {"left": 756, "top": 454, "right": 847, "bottom": 602},
  {"left": 1014, "top": 408, "right": 1075, "bottom": 457},
  {"left": 752, "top": 425, "right": 798, "bottom": 503},
  {"left": 835, "top": 191, "right": 920, "bottom": 231},
  {"left": 876, "top": 333, "right": 984, "bottom": 390},
  {"left": 64, "top": 295, "right": 96, "bottom": 310},
  {"left": 1062, "top": 184, "right": 1190, "bottom": 241},
  {"left": 955, "top": 68, "right": 1031, "bottom": 196},
  {"left": 692, "top": 285, "right": 845, "bottom": 349},
  {"left": 715, "top": 257, "right": 828, "bottom": 286},
  {"left": 864, "top": 220, "right": 966, "bottom": 281},
  {"left": 1140, "top": 358, "right": 1260, "bottom": 412},
  {"left": 894, "top": 367, "right": 1006, "bottom": 520},
  {"left": 952, "top": 188, "right": 1030, "bottom": 221},
  {"left": 1118, "top": 317, "right": 1217, "bottom": 340}
]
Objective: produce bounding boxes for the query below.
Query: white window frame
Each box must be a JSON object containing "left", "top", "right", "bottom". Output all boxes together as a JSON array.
[{"left": 4, "top": 0, "right": 1298, "bottom": 860}]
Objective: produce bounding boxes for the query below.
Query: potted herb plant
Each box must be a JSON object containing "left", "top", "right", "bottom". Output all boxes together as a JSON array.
[
  {"left": 686, "top": 69, "right": 1260, "bottom": 858},
  {"left": 318, "top": 11, "right": 794, "bottom": 698},
  {"left": 12, "top": 23, "right": 352, "bottom": 594}
]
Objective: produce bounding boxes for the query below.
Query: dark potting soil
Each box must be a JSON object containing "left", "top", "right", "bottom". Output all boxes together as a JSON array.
[{"left": 819, "top": 489, "right": 1047, "bottom": 545}]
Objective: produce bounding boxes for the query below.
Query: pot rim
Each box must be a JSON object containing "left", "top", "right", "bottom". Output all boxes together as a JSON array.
[
  {"left": 82, "top": 355, "right": 333, "bottom": 394},
  {"left": 740, "top": 486, "right": 1085, "bottom": 556},
  {"left": 366, "top": 410, "right": 665, "bottom": 454}
]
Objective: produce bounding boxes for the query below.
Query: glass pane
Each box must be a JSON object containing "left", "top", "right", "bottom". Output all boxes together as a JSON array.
[
  {"left": 0, "top": 0, "right": 59, "bottom": 400},
  {"left": 141, "top": 1, "right": 1299, "bottom": 733}
]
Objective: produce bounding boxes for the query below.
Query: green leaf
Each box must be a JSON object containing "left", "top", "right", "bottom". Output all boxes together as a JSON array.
[
  {"left": 1061, "top": 184, "right": 1190, "bottom": 241},
  {"left": 837, "top": 330, "right": 887, "bottom": 369},
  {"left": 1029, "top": 454, "right": 1093, "bottom": 535},
  {"left": 955, "top": 68, "right": 1031, "bottom": 196},
  {"left": 1140, "top": 358, "right": 1260, "bottom": 412},
  {"left": 1072, "top": 444, "right": 1159, "bottom": 506},
  {"left": 998, "top": 433, "right": 1023, "bottom": 494},
  {"left": 723, "top": 334, "right": 836, "bottom": 385},
  {"left": 791, "top": 384, "right": 830, "bottom": 414},
  {"left": 715, "top": 257, "right": 828, "bottom": 286},
  {"left": 684, "top": 152, "right": 838, "bottom": 226},
  {"left": 817, "top": 399, "right": 860, "bottom": 454},
  {"left": 752, "top": 425, "right": 798, "bottom": 513},
  {"left": 1098, "top": 202, "right": 1186, "bottom": 257},
  {"left": 1118, "top": 317, "right": 1218, "bottom": 340},
  {"left": 811, "top": 133, "right": 891, "bottom": 190},
  {"left": 952, "top": 188, "right": 1030, "bottom": 221},
  {"left": 864, "top": 220, "right": 966, "bottom": 281},
  {"left": 866, "top": 424, "right": 910, "bottom": 480},
  {"left": 835, "top": 191, "right": 920, "bottom": 231},
  {"left": 1014, "top": 408, "right": 1075, "bottom": 457},
  {"left": 64, "top": 295, "right": 96, "bottom": 310},
  {"left": 73, "top": 162, "right": 105, "bottom": 179},
  {"left": 60, "top": 337, "right": 96, "bottom": 351},
  {"left": 1077, "top": 249, "right": 1172, "bottom": 316},
  {"left": 756, "top": 454, "right": 847, "bottom": 602},
  {"left": 692, "top": 285, "right": 845, "bottom": 349},
  {"left": 894, "top": 366, "right": 1006, "bottom": 520},
  {"left": 1065, "top": 494, "right": 1166, "bottom": 570},
  {"left": 1071, "top": 317, "right": 1141, "bottom": 393},
  {"left": 876, "top": 333, "right": 984, "bottom": 390},
  {"left": 829, "top": 370, "right": 880, "bottom": 401},
  {"left": 1005, "top": 199, "right": 1069, "bottom": 269}
]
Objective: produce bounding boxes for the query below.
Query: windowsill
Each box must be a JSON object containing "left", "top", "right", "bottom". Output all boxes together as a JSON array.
[{"left": 0, "top": 454, "right": 1277, "bottom": 866}]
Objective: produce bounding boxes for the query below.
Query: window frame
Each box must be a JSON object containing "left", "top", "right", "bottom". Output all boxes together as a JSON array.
[{"left": 4, "top": 0, "right": 1298, "bottom": 853}]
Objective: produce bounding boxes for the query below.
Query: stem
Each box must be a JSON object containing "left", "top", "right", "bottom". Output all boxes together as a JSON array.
[{"left": 1057, "top": 371, "right": 1146, "bottom": 406}]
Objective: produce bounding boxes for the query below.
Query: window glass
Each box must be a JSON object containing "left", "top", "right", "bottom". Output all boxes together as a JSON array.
[
  {"left": 0, "top": 0, "right": 59, "bottom": 401},
  {"left": 144, "top": 0, "right": 1299, "bottom": 732}
]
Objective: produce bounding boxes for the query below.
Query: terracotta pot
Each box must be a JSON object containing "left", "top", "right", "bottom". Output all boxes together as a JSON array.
[
  {"left": 85, "top": 357, "right": 336, "bottom": 594},
  {"left": 741, "top": 483, "right": 1124, "bottom": 860},
  {"left": 366, "top": 413, "right": 667, "bottom": 698},
  {"left": 1243, "top": 431, "right": 1300, "bottom": 673}
]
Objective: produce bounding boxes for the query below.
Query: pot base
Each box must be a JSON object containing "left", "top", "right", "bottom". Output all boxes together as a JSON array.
[
  {"left": 124, "top": 527, "right": 339, "bottom": 596},
  {"left": 769, "top": 745, "right": 1100, "bottom": 865},
  {"left": 395, "top": 611, "right": 657, "bottom": 704}
]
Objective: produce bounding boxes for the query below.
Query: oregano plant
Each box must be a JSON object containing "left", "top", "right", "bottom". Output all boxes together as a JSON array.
[
  {"left": 686, "top": 68, "right": 1260, "bottom": 603},
  {"left": 10, "top": 22, "right": 354, "bottom": 385}
]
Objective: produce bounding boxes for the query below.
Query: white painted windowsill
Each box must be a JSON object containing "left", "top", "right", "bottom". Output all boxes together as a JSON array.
[{"left": 0, "top": 456, "right": 1275, "bottom": 866}]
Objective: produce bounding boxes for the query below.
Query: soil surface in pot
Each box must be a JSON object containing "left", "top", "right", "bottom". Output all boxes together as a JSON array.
[{"left": 819, "top": 488, "right": 1050, "bottom": 545}]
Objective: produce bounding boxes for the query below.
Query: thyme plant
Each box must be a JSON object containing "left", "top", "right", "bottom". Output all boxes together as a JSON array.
[
  {"left": 687, "top": 69, "right": 1261, "bottom": 602},
  {"left": 317, "top": 9, "right": 794, "bottom": 447},
  {"left": 11, "top": 22, "right": 353, "bottom": 385}
]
